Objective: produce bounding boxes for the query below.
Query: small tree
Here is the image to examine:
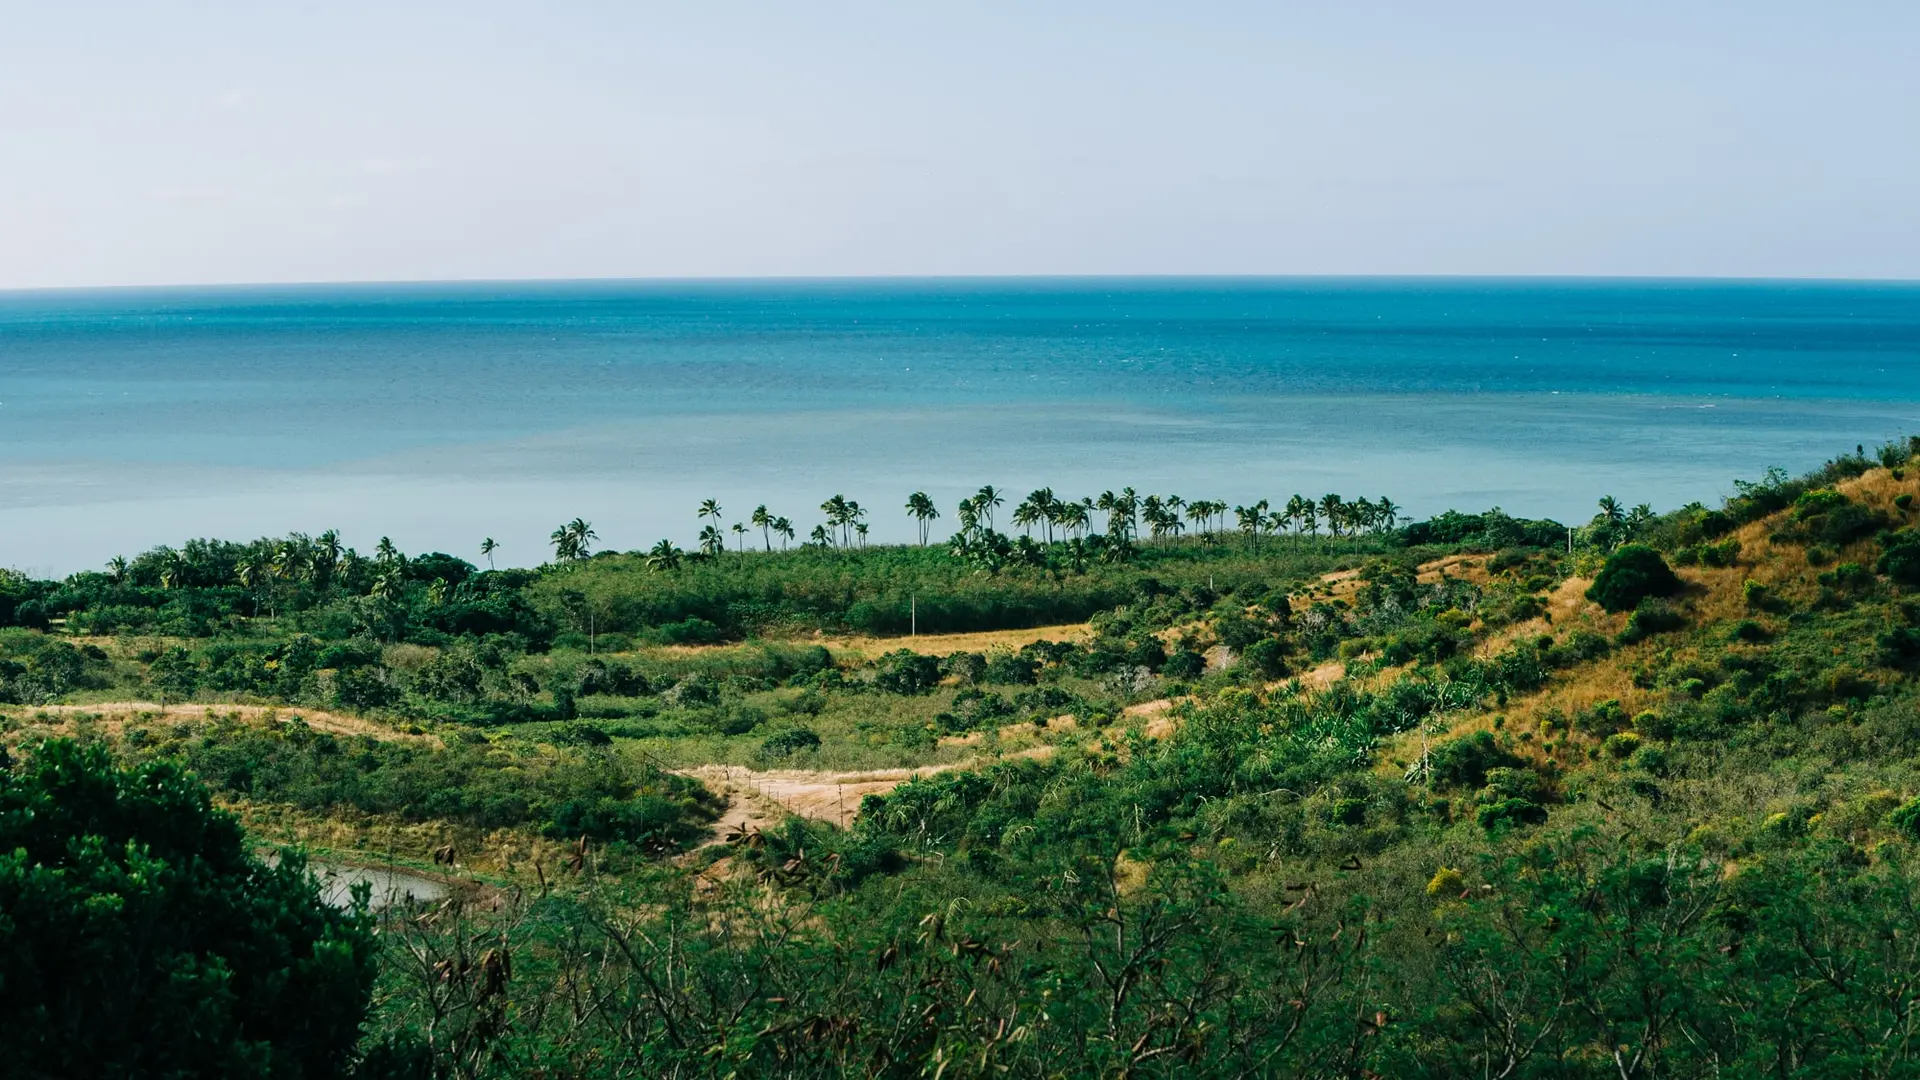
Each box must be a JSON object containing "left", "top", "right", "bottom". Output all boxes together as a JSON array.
[
  {"left": 0, "top": 739, "right": 377, "bottom": 1077},
  {"left": 1586, "top": 544, "right": 1683, "bottom": 612}
]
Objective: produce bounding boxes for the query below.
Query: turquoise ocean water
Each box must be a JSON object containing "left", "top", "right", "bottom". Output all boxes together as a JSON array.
[{"left": 3, "top": 278, "right": 1918, "bottom": 574}]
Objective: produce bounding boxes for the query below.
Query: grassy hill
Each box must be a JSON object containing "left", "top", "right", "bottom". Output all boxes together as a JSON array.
[{"left": 8, "top": 437, "right": 1920, "bottom": 1076}]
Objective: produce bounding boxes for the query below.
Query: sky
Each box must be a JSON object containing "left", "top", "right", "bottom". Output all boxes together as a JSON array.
[{"left": 2, "top": 1, "right": 1917, "bottom": 288}]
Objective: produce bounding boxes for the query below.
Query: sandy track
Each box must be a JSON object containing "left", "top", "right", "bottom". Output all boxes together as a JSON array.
[
  {"left": 21, "top": 702, "right": 433, "bottom": 744},
  {"left": 682, "top": 763, "right": 960, "bottom": 832}
]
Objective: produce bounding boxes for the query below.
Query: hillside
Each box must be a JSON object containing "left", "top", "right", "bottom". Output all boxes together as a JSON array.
[{"left": 6, "top": 437, "right": 1920, "bottom": 1077}]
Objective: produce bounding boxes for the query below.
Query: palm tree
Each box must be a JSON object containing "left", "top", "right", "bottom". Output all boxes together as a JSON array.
[
  {"left": 1011, "top": 497, "right": 1042, "bottom": 538},
  {"left": 905, "top": 492, "right": 940, "bottom": 545},
  {"left": 105, "top": 556, "right": 128, "bottom": 584},
  {"left": 774, "top": 517, "right": 796, "bottom": 550},
  {"left": 730, "top": 522, "right": 747, "bottom": 551},
  {"left": 315, "top": 530, "right": 344, "bottom": 577},
  {"left": 1318, "top": 494, "right": 1345, "bottom": 538},
  {"left": 1300, "top": 503, "right": 1319, "bottom": 537},
  {"left": 821, "top": 495, "right": 852, "bottom": 546},
  {"left": 548, "top": 519, "right": 596, "bottom": 562},
  {"left": 1058, "top": 500, "right": 1090, "bottom": 540},
  {"left": 480, "top": 537, "right": 498, "bottom": 569},
  {"left": 698, "top": 499, "right": 723, "bottom": 530},
  {"left": 1627, "top": 503, "right": 1655, "bottom": 537},
  {"left": 809, "top": 524, "right": 833, "bottom": 547},
  {"left": 1119, "top": 487, "right": 1140, "bottom": 538},
  {"left": 159, "top": 550, "right": 191, "bottom": 590},
  {"left": 1234, "top": 505, "right": 1260, "bottom": 550},
  {"left": 375, "top": 536, "right": 401, "bottom": 566},
  {"left": 973, "top": 486, "right": 1004, "bottom": 531},
  {"left": 751, "top": 505, "right": 773, "bottom": 551},
  {"left": 1597, "top": 496, "right": 1626, "bottom": 526},
  {"left": 698, "top": 525, "right": 726, "bottom": 557},
  {"left": 272, "top": 539, "right": 308, "bottom": 584},
  {"left": 1375, "top": 497, "right": 1401, "bottom": 532},
  {"left": 371, "top": 567, "right": 405, "bottom": 602},
  {"left": 568, "top": 519, "right": 597, "bottom": 558},
  {"left": 645, "top": 539, "right": 683, "bottom": 571},
  {"left": 956, "top": 497, "right": 980, "bottom": 539},
  {"left": 855, "top": 522, "right": 870, "bottom": 547}
]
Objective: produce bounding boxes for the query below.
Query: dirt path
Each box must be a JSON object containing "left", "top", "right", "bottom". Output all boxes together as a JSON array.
[
  {"left": 18, "top": 702, "right": 434, "bottom": 744},
  {"left": 681, "top": 763, "right": 961, "bottom": 834}
]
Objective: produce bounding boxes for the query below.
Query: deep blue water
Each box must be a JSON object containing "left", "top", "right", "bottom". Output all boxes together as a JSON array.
[{"left": 3, "top": 278, "right": 1918, "bottom": 574}]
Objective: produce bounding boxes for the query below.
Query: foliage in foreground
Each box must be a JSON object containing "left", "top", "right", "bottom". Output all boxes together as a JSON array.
[{"left": 0, "top": 739, "right": 377, "bottom": 1079}]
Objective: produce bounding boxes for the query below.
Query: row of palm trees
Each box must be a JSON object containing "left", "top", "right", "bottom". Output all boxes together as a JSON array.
[
  {"left": 544, "top": 485, "right": 1403, "bottom": 574},
  {"left": 944, "top": 487, "right": 1401, "bottom": 549}
]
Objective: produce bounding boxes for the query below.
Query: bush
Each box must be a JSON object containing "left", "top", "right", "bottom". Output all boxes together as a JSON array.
[
  {"left": 1162, "top": 649, "right": 1207, "bottom": 679},
  {"left": 1603, "top": 731, "right": 1643, "bottom": 759},
  {"left": 0, "top": 740, "right": 377, "bottom": 1077},
  {"left": 761, "top": 727, "right": 822, "bottom": 758},
  {"left": 1241, "top": 638, "right": 1289, "bottom": 679},
  {"left": 1428, "top": 731, "right": 1519, "bottom": 790},
  {"left": 1879, "top": 627, "right": 1920, "bottom": 670},
  {"left": 982, "top": 651, "right": 1039, "bottom": 685},
  {"left": 1788, "top": 490, "right": 1886, "bottom": 546},
  {"left": 1890, "top": 797, "right": 1920, "bottom": 841},
  {"left": 1586, "top": 545, "right": 1683, "bottom": 613},
  {"left": 874, "top": 650, "right": 943, "bottom": 695},
  {"left": 1620, "top": 598, "right": 1687, "bottom": 642},
  {"left": 1878, "top": 530, "right": 1920, "bottom": 588}
]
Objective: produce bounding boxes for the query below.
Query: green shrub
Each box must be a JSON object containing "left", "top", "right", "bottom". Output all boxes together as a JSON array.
[
  {"left": 1890, "top": 797, "right": 1920, "bottom": 841},
  {"left": 760, "top": 726, "right": 822, "bottom": 757},
  {"left": 1631, "top": 710, "right": 1675, "bottom": 740},
  {"left": 1241, "top": 638, "right": 1288, "bottom": 679},
  {"left": 1603, "top": 731, "right": 1642, "bottom": 759},
  {"left": 874, "top": 650, "right": 943, "bottom": 695},
  {"left": 1879, "top": 627, "right": 1920, "bottom": 670},
  {"left": 1620, "top": 599, "right": 1687, "bottom": 642},
  {"left": 1573, "top": 700, "right": 1629, "bottom": 737},
  {"left": 1878, "top": 530, "right": 1920, "bottom": 588},
  {"left": 1428, "top": 726, "right": 1512, "bottom": 787},
  {"left": 1162, "top": 649, "right": 1207, "bottom": 679},
  {"left": 1699, "top": 538, "right": 1742, "bottom": 568},
  {"left": 0, "top": 740, "right": 377, "bottom": 1077},
  {"left": 1586, "top": 545, "right": 1682, "bottom": 613}
]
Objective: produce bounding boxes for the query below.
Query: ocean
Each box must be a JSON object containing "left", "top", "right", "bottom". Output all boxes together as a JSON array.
[{"left": 3, "top": 277, "right": 1918, "bottom": 575}]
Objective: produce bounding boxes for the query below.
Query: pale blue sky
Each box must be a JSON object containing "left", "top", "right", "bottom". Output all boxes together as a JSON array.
[{"left": 2, "top": 1, "right": 1916, "bottom": 288}]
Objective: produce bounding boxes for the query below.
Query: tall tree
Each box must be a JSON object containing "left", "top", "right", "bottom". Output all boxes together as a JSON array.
[
  {"left": 905, "top": 492, "right": 940, "bottom": 545},
  {"left": 730, "top": 522, "right": 747, "bottom": 551},
  {"left": 480, "top": 537, "right": 498, "bottom": 570},
  {"left": 973, "top": 485, "right": 1004, "bottom": 531},
  {"left": 774, "top": 517, "right": 796, "bottom": 550},
  {"left": 751, "top": 505, "right": 773, "bottom": 551},
  {"left": 698, "top": 499, "right": 723, "bottom": 530},
  {"left": 645, "top": 539, "right": 683, "bottom": 571},
  {"left": 1318, "top": 494, "right": 1345, "bottom": 538},
  {"left": 1375, "top": 496, "right": 1401, "bottom": 531}
]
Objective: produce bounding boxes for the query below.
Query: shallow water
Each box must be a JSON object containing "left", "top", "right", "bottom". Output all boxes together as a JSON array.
[
  {"left": 3, "top": 278, "right": 1917, "bottom": 574},
  {"left": 308, "top": 860, "right": 450, "bottom": 910}
]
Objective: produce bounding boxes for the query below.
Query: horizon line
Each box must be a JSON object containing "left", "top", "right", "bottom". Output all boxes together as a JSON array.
[{"left": 6, "top": 271, "right": 1920, "bottom": 298}]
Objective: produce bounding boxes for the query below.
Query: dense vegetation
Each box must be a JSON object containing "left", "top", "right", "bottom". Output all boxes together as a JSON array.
[{"left": 7, "top": 437, "right": 1920, "bottom": 1076}]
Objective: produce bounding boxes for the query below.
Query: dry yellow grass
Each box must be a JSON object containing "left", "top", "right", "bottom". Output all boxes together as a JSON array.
[
  {"left": 8, "top": 701, "right": 434, "bottom": 744},
  {"left": 652, "top": 622, "right": 1091, "bottom": 661},
  {"left": 1378, "top": 460, "right": 1920, "bottom": 773}
]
